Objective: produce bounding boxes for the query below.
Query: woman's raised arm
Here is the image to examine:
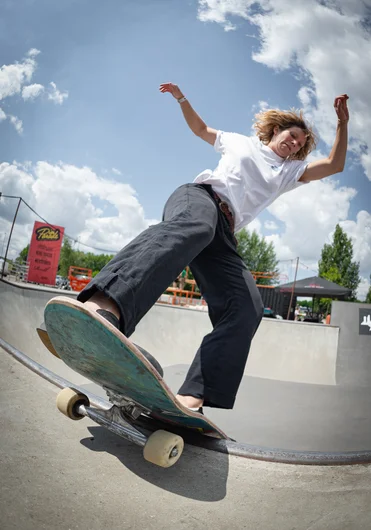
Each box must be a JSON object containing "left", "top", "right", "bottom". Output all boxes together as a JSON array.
[
  {"left": 299, "top": 95, "right": 349, "bottom": 182},
  {"left": 160, "top": 83, "right": 217, "bottom": 146}
]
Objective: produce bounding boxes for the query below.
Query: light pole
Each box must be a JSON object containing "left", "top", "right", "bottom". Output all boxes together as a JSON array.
[
  {"left": 0, "top": 194, "right": 22, "bottom": 279},
  {"left": 286, "top": 257, "right": 299, "bottom": 320},
  {"left": 1, "top": 233, "right": 6, "bottom": 258}
]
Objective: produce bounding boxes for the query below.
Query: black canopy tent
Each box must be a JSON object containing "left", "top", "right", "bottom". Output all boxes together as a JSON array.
[{"left": 275, "top": 276, "right": 352, "bottom": 320}]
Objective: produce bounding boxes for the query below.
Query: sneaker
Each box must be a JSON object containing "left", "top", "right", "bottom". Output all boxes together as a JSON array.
[{"left": 187, "top": 407, "right": 204, "bottom": 415}]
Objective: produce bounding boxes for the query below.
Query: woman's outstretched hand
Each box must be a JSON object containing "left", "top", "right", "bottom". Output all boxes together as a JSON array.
[
  {"left": 334, "top": 94, "right": 349, "bottom": 122},
  {"left": 159, "top": 83, "right": 184, "bottom": 100}
]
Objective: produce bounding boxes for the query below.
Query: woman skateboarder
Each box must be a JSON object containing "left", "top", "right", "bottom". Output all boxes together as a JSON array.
[{"left": 73, "top": 84, "right": 349, "bottom": 412}]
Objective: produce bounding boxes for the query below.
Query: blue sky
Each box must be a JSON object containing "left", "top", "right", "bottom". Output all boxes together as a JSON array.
[{"left": 1, "top": 0, "right": 370, "bottom": 297}]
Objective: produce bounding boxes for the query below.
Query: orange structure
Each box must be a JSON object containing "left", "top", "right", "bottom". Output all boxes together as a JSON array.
[
  {"left": 68, "top": 266, "right": 92, "bottom": 292},
  {"left": 250, "top": 271, "right": 280, "bottom": 287},
  {"left": 160, "top": 268, "right": 285, "bottom": 308},
  {"left": 164, "top": 279, "right": 206, "bottom": 307},
  {"left": 161, "top": 267, "right": 204, "bottom": 307}
]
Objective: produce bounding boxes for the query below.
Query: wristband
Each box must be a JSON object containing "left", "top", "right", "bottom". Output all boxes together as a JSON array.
[
  {"left": 177, "top": 96, "right": 187, "bottom": 104},
  {"left": 338, "top": 119, "right": 348, "bottom": 123}
]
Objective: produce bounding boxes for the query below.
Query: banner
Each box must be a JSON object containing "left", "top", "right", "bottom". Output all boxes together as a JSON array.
[{"left": 27, "top": 221, "right": 65, "bottom": 285}]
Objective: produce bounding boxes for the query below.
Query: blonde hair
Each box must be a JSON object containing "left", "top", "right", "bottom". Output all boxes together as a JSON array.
[{"left": 253, "top": 108, "right": 317, "bottom": 161}]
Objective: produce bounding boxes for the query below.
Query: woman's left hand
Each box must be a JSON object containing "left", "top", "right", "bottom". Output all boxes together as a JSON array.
[{"left": 334, "top": 94, "right": 349, "bottom": 122}]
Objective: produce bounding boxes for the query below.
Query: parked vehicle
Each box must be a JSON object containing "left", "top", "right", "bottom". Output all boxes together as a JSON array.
[
  {"left": 0, "top": 259, "right": 9, "bottom": 277},
  {"left": 56, "top": 276, "right": 71, "bottom": 290},
  {"left": 263, "top": 307, "right": 283, "bottom": 320}
]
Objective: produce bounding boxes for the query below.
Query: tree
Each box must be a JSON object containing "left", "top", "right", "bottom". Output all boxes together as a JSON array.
[
  {"left": 16, "top": 245, "right": 29, "bottom": 264},
  {"left": 236, "top": 229, "right": 279, "bottom": 285},
  {"left": 318, "top": 265, "right": 343, "bottom": 314},
  {"left": 58, "top": 237, "right": 114, "bottom": 277},
  {"left": 58, "top": 237, "right": 75, "bottom": 277},
  {"left": 318, "top": 224, "right": 360, "bottom": 301},
  {"left": 366, "top": 274, "right": 371, "bottom": 304}
]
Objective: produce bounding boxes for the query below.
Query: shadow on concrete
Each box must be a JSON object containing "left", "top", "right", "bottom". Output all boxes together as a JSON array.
[
  {"left": 164, "top": 365, "right": 371, "bottom": 453},
  {"left": 80, "top": 425, "right": 229, "bottom": 501}
]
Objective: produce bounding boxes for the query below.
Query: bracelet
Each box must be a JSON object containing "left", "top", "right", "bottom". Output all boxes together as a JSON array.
[
  {"left": 338, "top": 119, "right": 349, "bottom": 123},
  {"left": 177, "top": 96, "right": 187, "bottom": 104}
]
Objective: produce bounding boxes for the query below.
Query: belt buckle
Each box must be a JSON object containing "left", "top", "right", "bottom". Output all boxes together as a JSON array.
[
  {"left": 219, "top": 201, "right": 228, "bottom": 213},
  {"left": 219, "top": 201, "right": 231, "bottom": 219}
]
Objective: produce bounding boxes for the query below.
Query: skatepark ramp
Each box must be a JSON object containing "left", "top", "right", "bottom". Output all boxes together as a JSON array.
[{"left": 1, "top": 278, "right": 371, "bottom": 464}]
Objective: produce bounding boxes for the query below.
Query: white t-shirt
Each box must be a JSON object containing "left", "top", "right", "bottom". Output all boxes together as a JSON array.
[{"left": 193, "top": 130, "right": 309, "bottom": 232}]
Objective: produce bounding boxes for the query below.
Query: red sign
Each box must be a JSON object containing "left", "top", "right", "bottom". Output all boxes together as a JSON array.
[{"left": 27, "top": 221, "right": 64, "bottom": 285}]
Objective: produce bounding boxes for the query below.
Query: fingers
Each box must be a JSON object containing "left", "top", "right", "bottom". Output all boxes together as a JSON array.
[
  {"left": 159, "top": 82, "right": 178, "bottom": 93},
  {"left": 159, "top": 83, "right": 171, "bottom": 93},
  {"left": 334, "top": 94, "right": 349, "bottom": 107},
  {"left": 333, "top": 94, "right": 349, "bottom": 121}
]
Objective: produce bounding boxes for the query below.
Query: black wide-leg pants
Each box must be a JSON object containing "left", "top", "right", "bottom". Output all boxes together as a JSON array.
[{"left": 78, "top": 184, "right": 264, "bottom": 408}]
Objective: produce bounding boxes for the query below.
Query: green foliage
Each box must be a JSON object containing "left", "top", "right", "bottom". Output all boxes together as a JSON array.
[
  {"left": 321, "top": 265, "right": 342, "bottom": 285},
  {"left": 15, "top": 238, "right": 113, "bottom": 278},
  {"left": 318, "top": 266, "right": 343, "bottom": 313},
  {"left": 16, "top": 244, "right": 29, "bottom": 264},
  {"left": 236, "top": 229, "right": 279, "bottom": 285},
  {"left": 366, "top": 274, "right": 371, "bottom": 304},
  {"left": 297, "top": 299, "right": 311, "bottom": 308},
  {"left": 318, "top": 224, "right": 360, "bottom": 301},
  {"left": 58, "top": 237, "right": 113, "bottom": 277},
  {"left": 58, "top": 237, "right": 75, "bottom": 277}
]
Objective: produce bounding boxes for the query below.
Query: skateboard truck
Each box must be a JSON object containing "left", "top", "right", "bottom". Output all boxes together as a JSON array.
[
  {"left": 56, "top": 387, "right": 184, "bottom": 468},
  {"left": 104, "top": 387, "right": 152, "bottom": 420}
]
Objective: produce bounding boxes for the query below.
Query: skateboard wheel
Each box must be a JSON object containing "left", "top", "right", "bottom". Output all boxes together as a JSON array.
[
  {"left": 143, "top": 430, "right": 184, "bottom": 468},
  {"left": 56, "top": 387, "right": 89, "bottom": 421}
]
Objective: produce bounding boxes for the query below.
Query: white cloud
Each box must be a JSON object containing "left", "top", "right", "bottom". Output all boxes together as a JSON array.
[
  {"left": 112, "top": 167, "right": 122, "bottom": 176},
  {"left": 261, "top": 178, "right": 371, "bottom": 299},
  {"left": 0, "top": 50, "right": 68, "bottom": 132},
  {"left": 197, "top": 0, "right": 371, "bottom": 182},
  {"left": 264, "top": 220, "right": 278, "bottom": 231},
  {"left": 340, "top": 210, "right": 371, "bottom": 278},
  {"left": 8, "top": 115, "right": 23, "bottom": 135},
  {"left": 22, "top": 83, "right": 45, "bottom": 100},
  {"left": 0, "top": 161, "right": 159, "bottom": 260},
  {"left": 0, "top": 49, "right": 39, "bottom": 101},
  {"left": 340, "top": 211, "right": 371, "bottom": 300},
  {"left": 243, "top": 217, "right": 262, "bottom": 235},
  {"left": 357, "top": 276, "right": 370, "bottom": 302},
  {"left": 250, "top": 100, "right": 271, "bottom": 133},
  {"left": 224, "top": 21, "right": 237, "bottom": 31},
  {"left": 251, "top": 99, "right": 269, "bottom": 113},
  {"left": 27, "top": 49, "right": 41, "bottom": 58},
  {"left": 48, "top": 81, "right": 68, "bottom": 105},
  {"left": 266, "top": 178, "right": 357, "bottom": 260},
  {"left": 198, "top": 0, "right": 252, "bottom": 26}
]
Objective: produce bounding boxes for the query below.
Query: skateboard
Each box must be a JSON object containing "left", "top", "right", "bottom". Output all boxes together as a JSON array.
[{"left": 44, "top": 297, "right": 229, "bottom": 467}]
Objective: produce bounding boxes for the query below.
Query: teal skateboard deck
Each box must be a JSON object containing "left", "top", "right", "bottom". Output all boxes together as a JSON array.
[{"left": 44, "top": 297, "right": 228, "bottom": 457}]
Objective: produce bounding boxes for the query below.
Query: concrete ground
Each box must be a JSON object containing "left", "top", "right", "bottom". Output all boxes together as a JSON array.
[{"left": 1, "top": 350, "right": 371, "bottom": 530}]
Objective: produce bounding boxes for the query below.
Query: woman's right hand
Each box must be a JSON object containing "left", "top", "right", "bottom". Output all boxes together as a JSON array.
[
  {"left": 334, "top": 94, "right": 349, "bottom": 122},
  {"left": 159, "top": 83, "right": 184, "bottom": 100}
]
